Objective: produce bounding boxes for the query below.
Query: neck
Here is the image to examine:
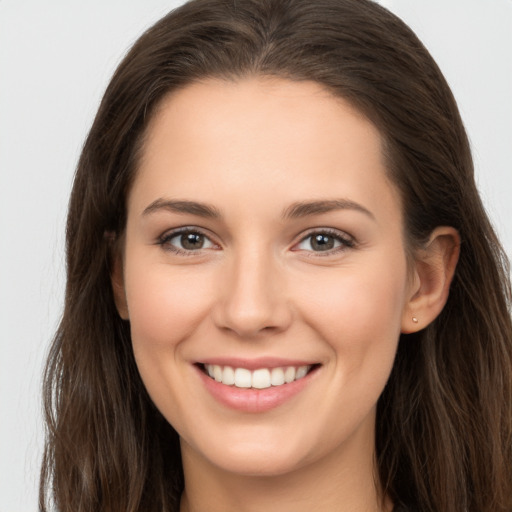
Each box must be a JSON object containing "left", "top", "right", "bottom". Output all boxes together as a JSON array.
[{"left": 179, "top": 421, "right": 391, "bottom": 512}]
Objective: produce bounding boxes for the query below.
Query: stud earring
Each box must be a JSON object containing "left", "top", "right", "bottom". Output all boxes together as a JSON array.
[{"left": 412, "top": 316, "right": 419, "bottom": 323}]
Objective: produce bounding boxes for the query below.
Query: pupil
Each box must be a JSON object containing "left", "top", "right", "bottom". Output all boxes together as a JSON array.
[
  {"left": 312, "top": 234, "right": 334, "bottom": 251},
  {"left": 181, "top": 233, "right": 204, "bottom": 250}
]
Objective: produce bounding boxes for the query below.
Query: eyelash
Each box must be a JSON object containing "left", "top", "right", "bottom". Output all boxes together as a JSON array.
[
  {"left": 157, "top": 227, "right": 218, "bottom": 256},
  {"left": 157, "top": 227, "right": 356, "bottom": 256},
  {"left": 293, "top": 228, "right": 356, "bottom": 257}
]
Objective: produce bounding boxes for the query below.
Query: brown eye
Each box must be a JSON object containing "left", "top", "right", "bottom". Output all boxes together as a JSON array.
[
  {"left": 161, "top": 229, "right": 216, "bottom": 253},
  {"left": 295, "top": 230, "right": 354, "bottom": 253},
  {"left": 181, "top": 232, "right": 205, "bottom": 250},
  {"left": 310, "top": 234, "right": 335, "bottom": 251}
]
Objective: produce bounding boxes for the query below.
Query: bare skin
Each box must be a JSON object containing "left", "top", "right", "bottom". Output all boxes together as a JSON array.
[{"left": 112, "top": 77, "right": 459, "bottom": 512}]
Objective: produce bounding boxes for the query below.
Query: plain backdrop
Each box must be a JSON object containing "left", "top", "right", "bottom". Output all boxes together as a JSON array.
[{"left": 1, "top": 1, "right": 511, "bottom": 510}]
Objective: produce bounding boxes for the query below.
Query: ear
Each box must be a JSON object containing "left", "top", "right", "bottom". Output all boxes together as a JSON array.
[
  {"left": 111, "top": 249, "right": 130, "bottom": 320},
  {"left": 401, "top": 227, "right": 460, "bottom": 333}
]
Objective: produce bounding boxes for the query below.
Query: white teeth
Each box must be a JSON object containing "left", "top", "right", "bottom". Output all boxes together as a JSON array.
[
  {"left": 204, "top": 364, "right": 312, "bottom": 388},
  {"left": 234, "top": 368, "right": 252, "bottom": 388},
  {"left": 284, "top": 367, "right": 296, "bottom": 383},
  {"left": 213, "top": 365, "right": 223, "bottom": 382},
  {"left": 252, "top": 369, "right": 271, "bottom": 389},
  {"left": 222, "top": 366, "right": 235, "bottom": 385},
  {"left": 270, "top": 367, "right": 285, "bottom": 386},
  {"left": 296, "top": 365, "right": 309, "bottom": 379}
]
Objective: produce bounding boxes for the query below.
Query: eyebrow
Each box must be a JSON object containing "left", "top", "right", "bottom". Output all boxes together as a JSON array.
[
  {"left": 141, "top": 198, "right": 374, "bottom": 221},
  {"left": 142, "top": 199, "right": 221, "bottom": 218},
  {"left": 283, "top": 199, "right": 375, "bottom": 220}
]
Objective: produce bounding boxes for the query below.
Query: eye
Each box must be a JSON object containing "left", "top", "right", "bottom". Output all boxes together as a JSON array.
[
  {"left": 159, "top": 228, "right": 217, "bottom": 254},
  {"left": 294, "top": 230, "right": 355, "bottom": 253}
]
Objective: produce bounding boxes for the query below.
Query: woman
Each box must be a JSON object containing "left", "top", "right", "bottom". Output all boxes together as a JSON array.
[{"left": 40, "top": 0, "right": 512, "bottom": 511}]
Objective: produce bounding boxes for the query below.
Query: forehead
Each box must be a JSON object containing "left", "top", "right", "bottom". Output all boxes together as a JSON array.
[
  {"left": 142, "top": 77, "right": 379, "bottom": 163},
  {"left": 131, "top": 77, "right": 401, "bottom": 225}
]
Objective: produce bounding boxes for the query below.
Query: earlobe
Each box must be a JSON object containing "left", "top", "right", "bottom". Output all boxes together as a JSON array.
[
  {"left": 401, "top": 227, "right": 460, "bottom": 333},
  {"left": 111, "top": 250, "right": 130, "bottom": 320}
]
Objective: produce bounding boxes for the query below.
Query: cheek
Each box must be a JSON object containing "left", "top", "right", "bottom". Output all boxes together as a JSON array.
[
  {"left": 300, "top": 267, "right": 406, "bottom": 338},
  {"left": 295, "top": 257, "right": 408, "bottom": 389},
  {"left": 297, "top": 266, "right": 406, "bottom": 432},
  {"left": 124, "top": 260, "right": 213, "bottom": 354},
  {"left": 123, "top": 260, "right": 215, "bottom": 428}
]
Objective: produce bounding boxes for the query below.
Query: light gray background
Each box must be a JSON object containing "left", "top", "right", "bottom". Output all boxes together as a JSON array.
[{"left": 1, "top": 1, "right": 511, "bottom": 510}]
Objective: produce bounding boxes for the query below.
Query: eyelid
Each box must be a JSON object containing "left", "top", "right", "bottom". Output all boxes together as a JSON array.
[
  {"left": 157, "top": 226, "right": 220, "bottom": 255},
  {"left": 291, "top": 227, "right": 356, "bottom": 255},
  {"left": 155, "top": 225, "right": 356, "bottom": 257}
]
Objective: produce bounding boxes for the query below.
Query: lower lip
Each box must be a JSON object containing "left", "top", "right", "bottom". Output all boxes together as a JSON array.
[{"left": 196, "top": 366, "right": 317, "bottom": 413}]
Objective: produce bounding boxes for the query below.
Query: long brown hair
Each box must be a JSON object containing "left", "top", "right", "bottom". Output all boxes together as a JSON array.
[{"left": 40, "top": 1, "right": 512, "bottom": 511}]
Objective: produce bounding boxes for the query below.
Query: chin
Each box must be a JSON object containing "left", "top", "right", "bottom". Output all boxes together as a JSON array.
[
  {"left": 212, "top": 451, "right": 310, "bottom": 478},
  {"left": 182, "top": 430, "right": 315, "bottom": 478}
]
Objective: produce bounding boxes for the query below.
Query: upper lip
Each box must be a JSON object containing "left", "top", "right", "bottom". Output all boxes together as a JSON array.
[{"left": 197, "top": 357, "right": 319, "bottom": 371}]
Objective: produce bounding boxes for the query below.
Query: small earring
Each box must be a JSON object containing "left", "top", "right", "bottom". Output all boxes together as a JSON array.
[{"left": 412, "top": 316, "right": 419, "bottom": 323}]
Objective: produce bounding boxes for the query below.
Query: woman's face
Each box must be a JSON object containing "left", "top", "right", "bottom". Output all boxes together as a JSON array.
[{"left": 117, "top": 78, "right": 416, "bottom": 477}]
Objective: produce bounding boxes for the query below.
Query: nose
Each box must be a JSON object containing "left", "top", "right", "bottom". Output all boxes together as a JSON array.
[{"left": 212, "top": 247, "right": 292, "bottom": 338}]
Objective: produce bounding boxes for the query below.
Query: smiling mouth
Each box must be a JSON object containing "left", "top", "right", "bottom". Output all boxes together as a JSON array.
[{"left": 198, "top": 363, "right": 320, "bottom": 389}]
